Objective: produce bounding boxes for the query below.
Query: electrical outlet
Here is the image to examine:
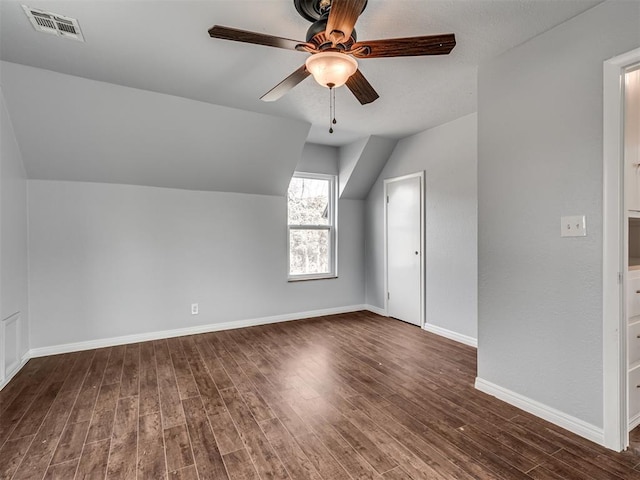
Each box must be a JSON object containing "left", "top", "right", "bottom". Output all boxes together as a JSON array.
[
  {"left": 191, "top": 303, "right": 198, "bottom": 315},
  {"left": 561, "top": 215, "right": 587, "bottom": 237}
]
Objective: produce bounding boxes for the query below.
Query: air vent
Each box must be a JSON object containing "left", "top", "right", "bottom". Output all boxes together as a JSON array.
[{"left": 22, "top": 5, "right": 84, "bottom": 41}]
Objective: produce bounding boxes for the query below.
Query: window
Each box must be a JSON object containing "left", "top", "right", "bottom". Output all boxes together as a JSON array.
[{"left": 287, "top": 173, "right": 337, "bottom": 280}]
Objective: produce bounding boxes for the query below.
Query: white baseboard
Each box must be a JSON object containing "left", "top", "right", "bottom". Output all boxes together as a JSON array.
[
  {"left": 28, "top": 304, "right": 367, "bottom": 358},
  {"left": 0, "top": 352, "right": 30, "bottom": 391},
  {"left": 422, "top": 323, "right": 478, "bottom": 348},
  {"left": 630, "top": 412, "right": 640, "bottom": 431},
  {"left": 475, "top": 377, "right": 605, "bottom": 446},
  {"left": 363, "top": 307, "right": 478, "bottom": 349},
  {"left": 364, "top": 304, "right": 387, "bottom": 316}
]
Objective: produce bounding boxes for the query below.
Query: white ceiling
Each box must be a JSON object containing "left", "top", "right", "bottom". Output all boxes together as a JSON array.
[{"left": 0, "top": 0, "right": 604, "bottom": 147}]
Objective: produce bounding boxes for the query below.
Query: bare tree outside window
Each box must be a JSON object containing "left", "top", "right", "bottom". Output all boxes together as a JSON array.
[{"left": 287, "top": 174, "right": 336, "bottom": 279}]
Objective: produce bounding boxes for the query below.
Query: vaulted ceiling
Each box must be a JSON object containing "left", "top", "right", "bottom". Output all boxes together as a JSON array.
[{"left": 0, "top": 0, "right": 604, "bottom": 195}]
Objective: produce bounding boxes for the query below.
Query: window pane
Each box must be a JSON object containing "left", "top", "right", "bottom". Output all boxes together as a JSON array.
[
  {"left": 289, "top": 229, "right": 329, "bottom": 275},
  {"left": 288, "top": 177, "right": 329, "bottom": 225}
]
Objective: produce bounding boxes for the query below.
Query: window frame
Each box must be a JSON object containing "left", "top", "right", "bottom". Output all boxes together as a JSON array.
[{"left": 287, "top": 172, "right": 338, "bottom": 281}]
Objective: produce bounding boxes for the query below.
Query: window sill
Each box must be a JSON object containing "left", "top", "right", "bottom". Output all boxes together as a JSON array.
[{"left": 288, "top": 275, "right": 338, "bottom": 282}]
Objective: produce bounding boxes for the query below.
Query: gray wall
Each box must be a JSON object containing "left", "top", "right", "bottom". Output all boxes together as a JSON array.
[
  {"left": 339, "top": 138, "right": 368, "bottom": 196},
  {"left": 297, "top": 143, "right": 339, "bottom": 175},
  {"left": 478, "top": 0, "right": 640, "bottom": 428},
  {"left": 340, "top": 136, "right": 399, "bottom": 200},
  {"left": 365, "top": 113, "right": 478, "bottom": 339},
  {"left": 0, "top": 88, "right": 30, "bottom": 373},
  {"left": 28, "top": 180, "right": 365, "bottom": 349}
]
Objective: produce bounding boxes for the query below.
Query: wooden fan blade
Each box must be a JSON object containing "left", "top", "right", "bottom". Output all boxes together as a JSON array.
[
  {"left": 351, "top": 33, "right": 456, "bottom": 58},
  {"left": 261, "top": 65, "right": 311, "bottom": 102},
  {"left": 209, "top": 25, "right": 303, "bottom": 51},
  {"left": 346, "top": 69, "right": 379, "bottom": 105},
  {"left": 325, "top": 0, "right": 367, "bottom": 45}
]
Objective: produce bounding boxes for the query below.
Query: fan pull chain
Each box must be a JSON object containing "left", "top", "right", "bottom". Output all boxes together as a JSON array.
[
  {"left": 332, "top": 86, "right": 337, "bottom": 126},
  {"left": 328, "top": 82, "right": 336, "bottom": 134}
]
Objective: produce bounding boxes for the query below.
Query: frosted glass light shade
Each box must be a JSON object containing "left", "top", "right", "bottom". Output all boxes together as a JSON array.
[{"left": 305, "top": 52, "right": 358, "bottom": 88}]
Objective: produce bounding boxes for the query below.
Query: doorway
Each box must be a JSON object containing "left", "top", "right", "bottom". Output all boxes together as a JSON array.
[
  {"left": 384, "top": 172, "right": 425, "bottom": 327},
  {"left": 603, "top": 48, "right": 640, "bottom": 452}
]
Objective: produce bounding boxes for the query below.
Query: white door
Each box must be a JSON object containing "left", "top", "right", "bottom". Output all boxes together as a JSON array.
[{"left": 386, "top": 174, "right": 423, "bottom": 326}]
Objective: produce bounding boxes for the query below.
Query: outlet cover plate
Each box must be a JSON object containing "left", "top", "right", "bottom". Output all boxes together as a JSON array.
[{"left": 561, "top": 215, "right": 586, "bottom": 237}]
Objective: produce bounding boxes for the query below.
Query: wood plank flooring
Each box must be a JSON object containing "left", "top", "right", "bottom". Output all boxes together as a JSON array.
[{"left": 1, "top": 311, "right": 640, "bottom": 479}]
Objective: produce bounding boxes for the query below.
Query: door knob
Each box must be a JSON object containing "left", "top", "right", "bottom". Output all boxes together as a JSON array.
[{"left": 415, "top": 251, "right": 419, "bottom": 255}]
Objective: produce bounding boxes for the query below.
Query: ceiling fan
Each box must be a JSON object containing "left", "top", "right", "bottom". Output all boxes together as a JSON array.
[{"left": 208, "top": 0, "right": 456, "bottom": 105}]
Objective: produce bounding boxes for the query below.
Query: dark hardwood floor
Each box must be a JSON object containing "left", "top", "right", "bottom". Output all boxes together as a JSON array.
[{"left": 1, "top": 311, "right": 639, "bottom": 479}]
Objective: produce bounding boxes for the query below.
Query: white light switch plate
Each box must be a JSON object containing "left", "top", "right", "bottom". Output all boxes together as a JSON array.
[{"left": 561, "top": 215, "right": 587, "bottom": 237}]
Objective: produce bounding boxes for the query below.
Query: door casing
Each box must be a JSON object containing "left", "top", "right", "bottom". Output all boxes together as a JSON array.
[{"left": 603, "top": 47, "right": 640, "bottom": 452}]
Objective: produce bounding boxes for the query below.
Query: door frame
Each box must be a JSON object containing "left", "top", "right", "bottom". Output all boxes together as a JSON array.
[
  {"left": 603, "top": 47, "right": 640, "bottom": 451},
  {"left": 383, "top": 171, "right": 426, "bottom": 327}
]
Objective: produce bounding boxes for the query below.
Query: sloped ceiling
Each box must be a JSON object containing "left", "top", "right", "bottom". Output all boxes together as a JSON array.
[
  {"left": 1, "top": 62, "right": 310, "bottom": 195},
  {"left": 0, "top": 0, "right": 603, "bottom": 145},
  {"left": 0, "top": 0, "right": 604, "bottom": 194}
]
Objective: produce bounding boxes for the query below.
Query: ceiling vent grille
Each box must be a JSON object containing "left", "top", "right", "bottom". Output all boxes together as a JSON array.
[{"left": 22, "top": 5, "right": 84, "bottom": 42}]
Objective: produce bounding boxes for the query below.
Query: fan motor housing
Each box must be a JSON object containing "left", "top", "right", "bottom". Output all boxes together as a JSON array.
[
  {"left": 294, "top": 0, "right": 367, "bottom": 22},
  {"left": 305, "top": 13, "right": 357, "bottom": 49}
]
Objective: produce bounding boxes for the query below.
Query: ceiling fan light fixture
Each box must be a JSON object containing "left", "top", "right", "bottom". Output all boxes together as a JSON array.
[{"left": 305, "top": 52, "right": 358, "bottom": 88}]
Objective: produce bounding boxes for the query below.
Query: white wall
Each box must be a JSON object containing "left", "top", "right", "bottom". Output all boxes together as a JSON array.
[
  {"left": 27, "top": 180, "right": 364, "bottom": 350},
  {"left": 0, "top": 88, "right": 29, "bottom": 385},
  {"left": 365, "top": 113, "right": 478, "bottom": 340},
  {"left": 477, "top": 0, "right": 640, "bottom": 430}
]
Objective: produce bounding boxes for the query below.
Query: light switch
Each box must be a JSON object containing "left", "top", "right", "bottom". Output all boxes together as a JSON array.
[{"left": 561, "top": 215, "right": 587, "bottom": 237}]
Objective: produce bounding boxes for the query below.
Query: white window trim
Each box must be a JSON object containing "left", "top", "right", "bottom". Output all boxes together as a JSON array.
[{"left": 287, "top": 172, "right": 338, "bottom": 281}]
